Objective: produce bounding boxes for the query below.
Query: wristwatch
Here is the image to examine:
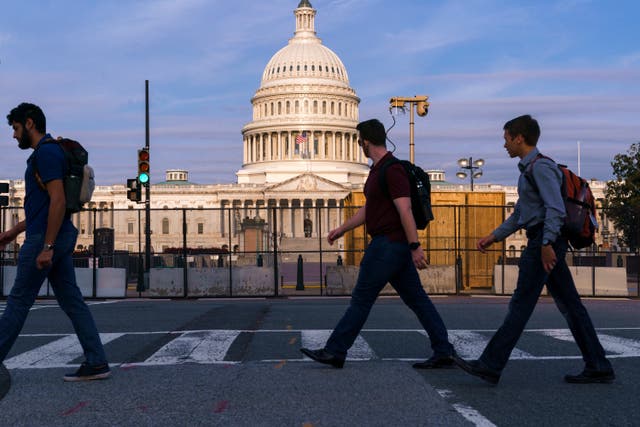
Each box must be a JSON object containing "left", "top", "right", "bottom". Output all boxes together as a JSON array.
[
  {"left": 44, "top": 243, "right": 55, "bottom": 251},
  {"left": 542, "top": 239, "right": 552, "bottom": 246},
  {"left": 409, "top": 242, "right": 421, "bottom": 251}
]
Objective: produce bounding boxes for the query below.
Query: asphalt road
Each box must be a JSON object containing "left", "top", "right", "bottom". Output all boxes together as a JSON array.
[{"left": 0, "top": 296, "right": 638, "bottom": 426}]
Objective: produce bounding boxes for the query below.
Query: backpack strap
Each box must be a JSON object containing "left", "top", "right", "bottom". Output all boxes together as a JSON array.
[
  {"left": 523, "top": 153, "right": 553, "bottom": 192},
  {"left": 378, "top": 157, "right": 400, "bottom": 199},
  {"left": 32, "top": 137, "right": 58, "bottom": 191}
]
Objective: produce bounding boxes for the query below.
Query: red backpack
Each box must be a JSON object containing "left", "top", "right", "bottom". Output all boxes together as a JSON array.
[{"left": 525, "top": 154, "right": 597, "bottom": 249}]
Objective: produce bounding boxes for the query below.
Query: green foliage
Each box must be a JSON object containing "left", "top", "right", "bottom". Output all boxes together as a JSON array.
[{"left": 604, "top": 143, "right": 640, "bottom": 250}]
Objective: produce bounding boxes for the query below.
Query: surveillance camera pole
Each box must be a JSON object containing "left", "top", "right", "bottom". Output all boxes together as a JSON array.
[{"left": 389, "top": 95, "right": 429, "bottom": 164}]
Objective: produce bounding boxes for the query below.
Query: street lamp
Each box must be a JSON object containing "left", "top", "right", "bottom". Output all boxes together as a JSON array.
[
  {"left": 388, "top": 95, "right": 429, "bottom": 164},
  {"left": 456, "top": 157, "right": 484, "bottom": 191}
]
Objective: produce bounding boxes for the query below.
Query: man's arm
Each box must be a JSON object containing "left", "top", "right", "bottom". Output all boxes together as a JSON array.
[
  {"left": 327, "top": 206, "right": 366, "bottom": 245},
  {"left": 0, "top": 220, "right": 26, "bottom": 250},
  {"left": 36, "top": 178, "right": 66, "bottom": 269},
  {"left": 393, "top": 196, "right": 427, "bottom": 269},
  {"left": 477, "top": 202, "right": 521, "bottom": 253}
]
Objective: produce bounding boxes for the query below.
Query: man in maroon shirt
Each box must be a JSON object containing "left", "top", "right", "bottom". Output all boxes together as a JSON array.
[{"left": 300, "top": 119, "right": 454, "bottom": 369}]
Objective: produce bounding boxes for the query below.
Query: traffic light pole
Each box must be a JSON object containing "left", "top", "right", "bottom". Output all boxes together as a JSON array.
[{"left": 144, "top": 79, "right": 151, "bottom": 290}]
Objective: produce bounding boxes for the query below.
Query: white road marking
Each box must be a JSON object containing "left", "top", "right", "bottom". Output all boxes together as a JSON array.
[
  {"left": 420, "top": 329, "right": 535, "bottom": 360},
  {"left": 144, "top": 330, "right": 241, "bottom": 365},
  {"left": 5, "top": 333, "right": 123, "bottom": 369},
  {"left": 452, "top": 403, "right": 497, "bottom": 427},
  {"left": 436, "top": 388, "right": 497, "bottom": 427},
  {"left": 540, "top": 329, "right": 640, "bottom": 356},
  {"left": 300, "top": 329, "right": 376, "bottom": 360}
]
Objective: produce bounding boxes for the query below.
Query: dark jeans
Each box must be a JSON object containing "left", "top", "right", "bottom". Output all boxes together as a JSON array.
[
  {"left": 325, "top": 235, "right": 453, "bottom": 359},
  {"left": 0, "top": 229, "right": 107, "bottom": 366},
  {"left": 480, "top": 226, "right": 612, "bottom": 373}
]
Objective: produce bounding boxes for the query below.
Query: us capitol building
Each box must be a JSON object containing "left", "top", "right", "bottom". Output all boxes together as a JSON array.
[{"left": 0, "top": 0, "right": 620, "bottom": 257}]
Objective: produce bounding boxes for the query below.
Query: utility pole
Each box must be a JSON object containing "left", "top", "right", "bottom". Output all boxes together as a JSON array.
[{"left": 388, "top": 96, "right": 429, "bottom": 164}]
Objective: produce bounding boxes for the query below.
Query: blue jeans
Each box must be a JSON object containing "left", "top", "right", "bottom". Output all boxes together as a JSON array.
[
  {"left": 325, "top": 235, "right": 453, "bottom": 359},
  {"left": 480, "top": 227, "right": 612, "bottom": 373},
  {"left": 0, "top": 229, "right": 107, "bottom": 365}
]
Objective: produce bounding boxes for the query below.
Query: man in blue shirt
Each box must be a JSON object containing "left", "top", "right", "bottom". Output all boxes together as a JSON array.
[
  {"left": 0, "top": 103, "right": 110, "bottom": 382},
  {"left": 453, "top": 115, "right": 614, "bottom": 384}
]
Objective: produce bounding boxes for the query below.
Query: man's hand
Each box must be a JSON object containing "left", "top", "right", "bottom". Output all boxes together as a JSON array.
[
  {"left": 541, "top": 244, "right": 557, "bottom": 273},
  {"left": 36, "top": 249, "right": 54, "bottom": 270},
  {"left": 327, "top": 228, "right": 344, "bottom": 245},
  {"left": 412, "top": 247, "right": 429, "bottom": 270},
  {"left": 477, "top": 234, "right": 497, "bottom": 253}
]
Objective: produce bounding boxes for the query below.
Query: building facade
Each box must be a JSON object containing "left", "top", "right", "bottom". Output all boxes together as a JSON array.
[{"left": 0, "top": 1, "right": 624, "bottom": 261}]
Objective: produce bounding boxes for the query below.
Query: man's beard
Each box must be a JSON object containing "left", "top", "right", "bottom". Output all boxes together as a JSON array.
[{"left": 18, "top": 131, "right": 31, "bottom": 149}]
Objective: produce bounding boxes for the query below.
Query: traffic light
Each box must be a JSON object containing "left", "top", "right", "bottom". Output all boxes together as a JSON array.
[
  {"left": 0, "top": 182, "right": 9, "bottom": 207},
  {"left": 127, "top": 178, "right": 142, "bottom": 202},
  {"left": 138, "top": 148, "right": 150, "bottom": 184}
]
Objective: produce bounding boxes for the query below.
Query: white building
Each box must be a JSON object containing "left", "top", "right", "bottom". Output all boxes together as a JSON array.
[{"left": 0, "top": 1, "right": 620, "bottom": 258}]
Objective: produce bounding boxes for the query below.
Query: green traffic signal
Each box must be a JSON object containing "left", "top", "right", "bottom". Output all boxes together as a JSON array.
[{"left": 139, "top": 172, "right": 149, "bottom": 184}]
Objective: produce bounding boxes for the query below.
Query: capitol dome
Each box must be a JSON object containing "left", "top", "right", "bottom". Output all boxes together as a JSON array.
[{"left": 237, "top": 0, "right": 369, "bottom": 187}]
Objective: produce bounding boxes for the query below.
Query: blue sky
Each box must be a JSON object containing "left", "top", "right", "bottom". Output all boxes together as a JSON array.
[{"left": 1, "top": 0, "right": 639, "bottom": 186}]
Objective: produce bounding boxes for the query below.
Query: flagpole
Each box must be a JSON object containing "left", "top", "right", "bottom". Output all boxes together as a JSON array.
[{"left": 577, "top": 141, "right": 581, "bottom": 177}]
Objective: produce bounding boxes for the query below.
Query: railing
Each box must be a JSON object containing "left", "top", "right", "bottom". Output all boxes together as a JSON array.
[{"left": 0, "top": 205, "right": 638, "bottom": 299}]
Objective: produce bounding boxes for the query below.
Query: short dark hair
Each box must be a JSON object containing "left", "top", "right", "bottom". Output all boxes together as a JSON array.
[
  {"left": 356, "top": 118, "right": 386, "bottom": 146},
  {"left": 503, "top": 114, "right": 540, "bottom": 146},
  {"left": 7, "top": 103, "right": 46, "bottom": 133}
]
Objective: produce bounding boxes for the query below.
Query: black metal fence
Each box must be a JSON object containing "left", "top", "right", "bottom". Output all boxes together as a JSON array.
[{"left": 0, "top": 205, "right": 638, "bottom": 299}]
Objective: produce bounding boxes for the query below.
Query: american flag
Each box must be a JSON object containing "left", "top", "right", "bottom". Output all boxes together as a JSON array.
[{"left": 295, "top": 132, "right": 307, "bottom": 144}]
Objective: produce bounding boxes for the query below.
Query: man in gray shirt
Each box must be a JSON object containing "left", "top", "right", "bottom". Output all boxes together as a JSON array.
[{"left": 452, "top": 114, "right": 614, "bottom": 385}]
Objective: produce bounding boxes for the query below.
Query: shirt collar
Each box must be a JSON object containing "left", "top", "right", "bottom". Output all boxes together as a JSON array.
[
  {"left": 518, "top": 147, "right": 540, "bottom": 173},
  {"left": 371, "top": 151, "right": 393, "bottom": 170},
  {"left": 35, "top": 133, "right": 53, "bottom": 149}
]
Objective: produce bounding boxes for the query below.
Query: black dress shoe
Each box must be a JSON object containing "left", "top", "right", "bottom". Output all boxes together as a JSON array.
[
  {"left": 300, "top": 348, "right": 345, "bottom": 369},
  {"left": 412, "top": 354, "right": 455, "bottom": 369},
  {"left": 564, "top": 369, "right": 615, "bottom": 384},
  {"left": 452, "top": 354, "right": 500, "bottom": 385}
]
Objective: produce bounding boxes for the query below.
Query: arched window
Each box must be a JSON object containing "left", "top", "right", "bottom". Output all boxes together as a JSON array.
[{"left": 162, "top": 218, "right": 169, "bottom": 235}]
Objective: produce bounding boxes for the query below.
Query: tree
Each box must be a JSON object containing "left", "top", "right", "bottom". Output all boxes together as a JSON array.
[{"left": 604, "top": 142, "right": 640, "bottom": 251}]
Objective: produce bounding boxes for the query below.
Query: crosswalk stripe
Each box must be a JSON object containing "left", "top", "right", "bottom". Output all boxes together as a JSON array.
[
  {"left": 144, "top": 330, "right": 241, "bottom": 365},
  {"left": 421, "top": 330, "right": 534, "bottom": 360},
  {"left": 5, "top": 333, "right": 123, "bottom": 369},
  {"left": 540, "top": 329, "right": 640, "bottom": 356},
  {"left": 300, "top": 330, "right": 376, "bottom": 360}
]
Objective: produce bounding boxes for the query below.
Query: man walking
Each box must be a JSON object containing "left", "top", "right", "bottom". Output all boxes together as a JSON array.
[
  {"left": 300, "top": 118, "right": 454, "bottom": 369},
  {"left": 1, "top": 103, "right": 110, "bottom": 381},
  {"left": 453, "top": 114, "right": 614, "bottom": 384}
]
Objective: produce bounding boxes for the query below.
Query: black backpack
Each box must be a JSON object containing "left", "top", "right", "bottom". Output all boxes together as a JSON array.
[
  {"left": 33, "top": 137, "right": 95, "bottom": 214},
  {"left": 379, "top": 158, "right": 434, "bottom": 229}
]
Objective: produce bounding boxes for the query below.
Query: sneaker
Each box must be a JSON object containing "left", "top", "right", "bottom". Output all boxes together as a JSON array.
[{"left": 63, "top": 362, "right": 111, "bottom": 382}]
